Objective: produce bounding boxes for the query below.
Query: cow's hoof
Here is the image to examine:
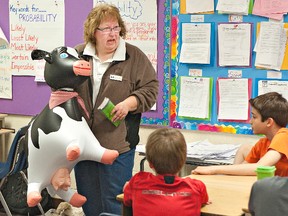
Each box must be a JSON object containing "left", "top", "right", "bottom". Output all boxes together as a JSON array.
[
  {"left": 101, "top": 150, "right": 119, "bottom": 164},
  {"left": 69, "top": 193, "right": 87, "bottom": 207},
  {"left": 66, "top": 145, "right": 80, "bottom": 161},
  {"left": 27, "top": 192, "right": 42, "bottom": 207}
]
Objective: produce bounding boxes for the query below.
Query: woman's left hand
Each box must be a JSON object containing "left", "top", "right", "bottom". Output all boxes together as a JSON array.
[{"left": 112, "top": 101, "right": 129, "bottom": 122}]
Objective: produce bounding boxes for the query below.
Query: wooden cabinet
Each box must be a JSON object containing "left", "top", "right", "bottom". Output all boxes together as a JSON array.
[{"left": 0, "top": 114, "right": 14, "bottom": 161}]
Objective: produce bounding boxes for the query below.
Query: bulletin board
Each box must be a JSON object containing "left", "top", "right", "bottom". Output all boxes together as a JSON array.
[
  {"left": 170, "top": 0, "right": 288, "bottom": 135},
  {"left": 0, "top": 0, "right": 170, "bottom": 127}
]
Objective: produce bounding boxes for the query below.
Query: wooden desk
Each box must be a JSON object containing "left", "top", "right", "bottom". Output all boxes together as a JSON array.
[
  {"left": 117, "top": 174, "right": 257, "bottom": 216},
  {"left": 0, "top": 128, "right": 14, "bottom": 161},
  {"left": 191, "top": 175, "right": 256, "bottom": 215},
  {"left": 116, "top": 194, "right": 133, "bottom": 216}
]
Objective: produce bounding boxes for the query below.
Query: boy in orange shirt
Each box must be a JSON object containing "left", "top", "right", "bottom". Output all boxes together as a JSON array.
[{"left": 192, "top": 92, "right": 288, "bottom": 177}]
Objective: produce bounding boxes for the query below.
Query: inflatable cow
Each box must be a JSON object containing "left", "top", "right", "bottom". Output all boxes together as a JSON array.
[{"left": 27, "top": 46, "right": 119, "bottom": 208}]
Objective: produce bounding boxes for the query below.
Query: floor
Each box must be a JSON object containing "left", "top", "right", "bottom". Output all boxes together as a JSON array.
[
  {"left": 0, "top": 198, "right": 84, "bottom": 216},
  {"left": 0, "top": 206, "right": 84, "bottom": 216}
]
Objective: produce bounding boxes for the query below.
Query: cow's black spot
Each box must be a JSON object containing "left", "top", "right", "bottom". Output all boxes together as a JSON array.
[{"left": 31, "top": 105, "right": 62, "bottom": 149}]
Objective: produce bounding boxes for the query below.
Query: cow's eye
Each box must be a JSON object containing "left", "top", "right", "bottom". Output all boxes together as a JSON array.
[{"left": 60, "top": 53, "right": 68, "bottom": 59}]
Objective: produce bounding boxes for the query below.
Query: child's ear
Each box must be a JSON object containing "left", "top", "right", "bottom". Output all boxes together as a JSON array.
[
  {"left": 148, "top": 162, "right": 154, "bottom": 169},
  {"left": 266, "top": 117, "right": 274, "bottom": 127}
]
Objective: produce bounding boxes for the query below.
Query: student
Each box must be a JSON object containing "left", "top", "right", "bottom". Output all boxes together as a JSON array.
[
  {"left": 192, "top": 92, "right": 288, "bottom": 176},
  {"left": 123, "top": 128, "right": 209, "bottom": 216},
  {"left": 74, "top": 3, "right": 159, "bottom": 215}
]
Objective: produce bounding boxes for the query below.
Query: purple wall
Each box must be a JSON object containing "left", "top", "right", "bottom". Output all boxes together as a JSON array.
[{"left": 0, "top": 0, "right": 165, "bottom": 120}]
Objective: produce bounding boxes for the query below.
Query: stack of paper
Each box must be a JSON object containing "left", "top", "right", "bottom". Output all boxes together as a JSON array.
[
  {"left": 187, "top": 140, "right": 240, "bottom": 160},
  {"left": 217, "top": 78, "right": 249, "bottom": 121},
  {"left": 216, "top": 0, "right": 250, "bottom": 15},
  {"left": 179, "top": 23, "right": 211, "bottom": 64},
  {"left": 254, "top": 22, "right": 287, "bottom": 71},
  {"left": 217, "top": 23, "right": 252, "bottom": 67},
  {"left": 186, "top": 0, "right": 214, "bottom": 14},
  {"left": 136, "top": 144, "right": 145, "bottom": 154},
  {"left": 136, "top": 140, "right": 240, "bottom": 162},
  {"left": 258, "top": 80, "right": 288, "bottom": 101},
  {"left": 252, "top": 0, "right": 288, "bottom": 21},
  {"left": 178, "top": 76, "right": 211, "bottom": 119}
]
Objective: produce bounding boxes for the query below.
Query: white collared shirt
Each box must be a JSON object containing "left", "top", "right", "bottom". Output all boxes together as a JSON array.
[{"left": 83, "top": 38, "right": 126, "bottom": 105}]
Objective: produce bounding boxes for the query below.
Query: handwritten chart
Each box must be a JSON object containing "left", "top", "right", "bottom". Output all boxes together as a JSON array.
[
  {"left": 93, "top": 0, "right": 157, "bottom": 69},
  {"left": 9, "top": 0, "right": 64, "bottom": 76},
  {"left": 0, "top": 27, "right": 11, "bottom": 99}
]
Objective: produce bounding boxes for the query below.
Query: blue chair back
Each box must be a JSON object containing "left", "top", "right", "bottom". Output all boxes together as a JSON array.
[{"left": 0, "top": 125, "right": 29, "bottom": 179}]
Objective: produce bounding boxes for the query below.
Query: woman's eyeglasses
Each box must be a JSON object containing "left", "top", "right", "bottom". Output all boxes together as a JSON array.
[{"left": 97, "top": 26, "right": 121, "bottom": 34}]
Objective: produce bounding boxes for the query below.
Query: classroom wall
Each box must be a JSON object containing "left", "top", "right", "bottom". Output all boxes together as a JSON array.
[
  {"left": 3, "top": 0, "right": 274, "bottom": 143},
  {"left": 0, "top": 0, "right": 167, "bottom": 126},
  {"left": 170, "top": 0, "right": 288, "bottom": 136}
]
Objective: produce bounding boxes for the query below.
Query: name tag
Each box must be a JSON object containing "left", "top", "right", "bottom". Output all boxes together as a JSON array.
[{"left": 110, "top": 74, "right": 123, "bottom": 81}]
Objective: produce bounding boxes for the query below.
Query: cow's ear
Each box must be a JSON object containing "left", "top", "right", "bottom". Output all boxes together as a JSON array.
[{"left": 31, "top": 49, "right": 52, "bottom": 63}]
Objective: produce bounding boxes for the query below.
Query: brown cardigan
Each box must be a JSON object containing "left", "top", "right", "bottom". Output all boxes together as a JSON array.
[{"left": 75, "top": 42, "right": 159, "bottom": 153}]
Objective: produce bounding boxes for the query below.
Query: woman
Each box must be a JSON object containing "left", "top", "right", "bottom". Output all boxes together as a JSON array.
[{"left": 74, "top": 3, "right": 159, "bottom": 216}]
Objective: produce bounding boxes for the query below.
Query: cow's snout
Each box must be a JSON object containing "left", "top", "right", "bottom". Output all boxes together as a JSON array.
[{"left": 73, "top": 60, "right": 91, "bottom": 76}]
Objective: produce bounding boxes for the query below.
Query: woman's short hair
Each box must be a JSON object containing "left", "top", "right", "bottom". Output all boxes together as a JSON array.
[{"left": 83, "top": 3, "right": 127, "bottom": 45}]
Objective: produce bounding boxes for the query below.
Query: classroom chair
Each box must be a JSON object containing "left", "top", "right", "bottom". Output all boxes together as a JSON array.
[
  {"left": 248, "top": 176, "right": 288, "bottom": 216},
  {"left": 0, "top": 125, "right": 45, "bottom": 216},
  {"left": 99, "top": 213, "right": 121, "bottom": 216}
]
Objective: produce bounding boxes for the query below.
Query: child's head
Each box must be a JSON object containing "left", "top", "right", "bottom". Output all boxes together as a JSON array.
[
  {"left": 249, "top": 92, "right": 288, "bottom": 127},
  {"left": 145, "top": 128, "right": 187, "bottom": 175}
]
